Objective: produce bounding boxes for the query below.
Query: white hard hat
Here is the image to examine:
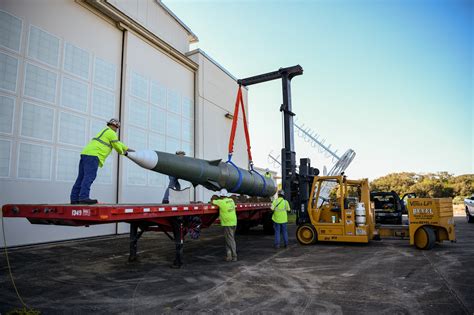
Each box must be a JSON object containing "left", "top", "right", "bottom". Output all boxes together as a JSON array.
[
  {"left": 107, "top": 118, "right": 121, "bottom": 128},
  {"left": 219, "top": 188, "right": 228, "bottom": 197}
]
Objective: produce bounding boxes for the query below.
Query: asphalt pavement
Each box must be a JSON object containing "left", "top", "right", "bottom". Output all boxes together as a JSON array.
[{"left": 1, "top": 216, "right": 473, "bottom": 314}]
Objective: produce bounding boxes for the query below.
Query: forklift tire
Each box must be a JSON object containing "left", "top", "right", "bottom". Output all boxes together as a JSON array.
[
  {"left": 414, "top": 226, "right": 436, "bottom": 250},
  {"left": 296, "top": 224, "right": 317, "bottom": 245}
]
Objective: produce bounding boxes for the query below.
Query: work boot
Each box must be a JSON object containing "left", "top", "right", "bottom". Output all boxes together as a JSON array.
[
  {"left": 162, "top": 200, "right": 169, "bottom": 204},
  {"left": 224, "top": 256, "right": 232, "bottom": 262},
  {"left": 232, "top": 257, "right": 238, "bottom": 262},
  {"left": 78, "top": 198, "right": 98, "bottom": 205},
  {"left": 70, "top": 200, "right": 79, "bottom": 205}
]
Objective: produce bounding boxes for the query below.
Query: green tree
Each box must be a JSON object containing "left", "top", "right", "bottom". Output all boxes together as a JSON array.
[{"left": 370, "top": 172, "right": 473, "bottom": 198}]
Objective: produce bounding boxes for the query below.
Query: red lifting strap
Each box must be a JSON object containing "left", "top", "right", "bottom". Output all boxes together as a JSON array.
[{"left": 228, "top": 85, "right": 253, "bottom": 163}]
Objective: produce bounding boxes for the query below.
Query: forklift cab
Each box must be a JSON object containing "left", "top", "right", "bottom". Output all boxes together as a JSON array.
[{"left": 297, "top": 175, "right": 375, "bottom": 245}]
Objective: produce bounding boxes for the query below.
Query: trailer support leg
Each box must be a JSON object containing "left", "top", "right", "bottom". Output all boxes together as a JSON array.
[
  {"left": 129, "top": 222, "right": 144, "bottom": 262},
  {"left": 171, "top": 217, "right": 184, "bottom": 268}
]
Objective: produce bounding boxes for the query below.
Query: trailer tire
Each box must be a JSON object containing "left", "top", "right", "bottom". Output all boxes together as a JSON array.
[
  {"left": 414, "top": 226, "right": 436, "bottom": 250},
  {"left": 296, "top": 224, "right": 317, "bottom": 245},
  {"left": 263, "top": 213, "right": 274, "bottom": 235},
  {"left": 236, "top": 221, "right": 250, "bottom": 234}
]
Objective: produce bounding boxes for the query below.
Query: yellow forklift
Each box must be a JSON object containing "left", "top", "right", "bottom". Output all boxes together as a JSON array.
[
  {"left": 296, "top": 175, "right": 456, "bottom": 249},
  {"left": 234, "top": 66, "right": 455, "bottom": 250}
]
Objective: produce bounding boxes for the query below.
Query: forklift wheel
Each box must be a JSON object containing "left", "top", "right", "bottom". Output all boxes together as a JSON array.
[
  {"left": 296, "top": 224, "right": 317, "bottom": 245},
  {"left": 414, "top": 226, "right": 436, "bottom": 250}
]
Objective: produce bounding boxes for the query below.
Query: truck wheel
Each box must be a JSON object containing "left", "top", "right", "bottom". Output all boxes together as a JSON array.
[
  {"left": 263, "top": 213, "right": 274, "bottom": 235},
  {"left": 296, "top": 224, "right": 317, "bottom": 245},
  {"left": 466, "top": 207, "right": 474, "bottom": 223},
  {"left": 414, "top": 226, "right": 436, "bottom": 250}
]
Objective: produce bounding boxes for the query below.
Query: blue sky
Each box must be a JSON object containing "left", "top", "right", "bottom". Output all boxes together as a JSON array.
[{"left": 165, "top": 0, "right": 473, "bottom": 179}]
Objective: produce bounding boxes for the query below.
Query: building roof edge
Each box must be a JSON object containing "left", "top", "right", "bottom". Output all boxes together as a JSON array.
[
  {"left": 186, "top": 49, "right": 247, "bottom": 90},
  {"left": 156, "top": 0, "right": 199, "bottom": 43}
]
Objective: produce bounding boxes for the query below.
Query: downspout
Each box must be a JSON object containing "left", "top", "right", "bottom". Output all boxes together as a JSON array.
[
  {"left": 115, "top": 26, "right": 128, "bottom": 234},
  {"left": 193, "top": 70, "right": 197, "bottom": 202}
]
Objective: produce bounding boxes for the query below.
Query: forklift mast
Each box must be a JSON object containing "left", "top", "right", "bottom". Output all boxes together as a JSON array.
[{"left": 238, "top": 65, "right": 318, "bottom": 224}]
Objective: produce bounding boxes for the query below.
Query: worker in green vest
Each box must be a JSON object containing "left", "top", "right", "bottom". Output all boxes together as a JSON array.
[
  {"left": 212, "top": 188, "right": 238, "bottom": 262},
  {"left": 271, "top": 190, "right": 291, "bottom": 249},
  {"left": 70, "top": 118, "right": 133, "bottom": 204}
]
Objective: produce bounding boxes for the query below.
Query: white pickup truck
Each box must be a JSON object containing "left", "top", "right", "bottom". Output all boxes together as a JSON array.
[{"left": 465, "top": 195, "right": 474, "bottom": 223}]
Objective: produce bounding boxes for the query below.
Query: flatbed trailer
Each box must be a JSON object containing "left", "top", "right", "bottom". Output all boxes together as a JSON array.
[{"left": 2, "top": 202, "right": 272, "bottom": 267}]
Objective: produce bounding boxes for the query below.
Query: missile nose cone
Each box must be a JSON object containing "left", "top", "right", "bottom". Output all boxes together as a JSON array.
[{"left": 126, "top": 150, "right": 158, "bottom": 170}]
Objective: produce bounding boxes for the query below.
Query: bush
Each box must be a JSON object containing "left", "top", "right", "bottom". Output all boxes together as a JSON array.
[
  {"left": 371, "top": 172, "right": 474, "bottom": 199},
  {"left": 453, "top": 196, "right": 466, "bottom": 205}
]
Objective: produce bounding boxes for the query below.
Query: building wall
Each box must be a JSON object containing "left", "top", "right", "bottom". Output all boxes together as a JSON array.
[
  {"left": 188, "top": 50, "right": 250, "bottom": 202},
  {"left": 107, "top": 0, "right": 191, "bottom": 54},
  {"left": 0, "top": 0, "right": 123, "bottom": 246},
  {"left": 0, "top": 1, "right": 247, "bottom": 246},
  {"left": 119, "top": 31, "right": 194, "bottom": 205}
]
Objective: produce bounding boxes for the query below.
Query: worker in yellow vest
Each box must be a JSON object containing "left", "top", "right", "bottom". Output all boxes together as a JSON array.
[
  {"left": 162, "top": 150, "right": 186, "bottom": 204},
  {"left": 212, "top": 189, "right": 238, "bottom": 262},
  {"left": 264, "top": 168, "right": 272, "bottom": 179},
  {"left": 271, "top": 190, "right": 291, "bottom": 249},
  {"left": 70, "top": 118, "right": 133, "bottom": 204}
]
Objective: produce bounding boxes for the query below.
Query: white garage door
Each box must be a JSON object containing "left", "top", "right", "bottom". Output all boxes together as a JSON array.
[
  {"left": 118, "top": 32, "right": 195, "bottom": 205},
  {"left": 0, "top": 1, "right": 123, "bottom": 246}
]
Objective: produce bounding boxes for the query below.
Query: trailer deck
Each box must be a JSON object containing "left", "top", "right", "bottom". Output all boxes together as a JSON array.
[
  {"left": 2, "top": 202, "right": 271, "bottom": 225},
  {"left": 2, "top": 202, "right": 272, "bottom": 267}
]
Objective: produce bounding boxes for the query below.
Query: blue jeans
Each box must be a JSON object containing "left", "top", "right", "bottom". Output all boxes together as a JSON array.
[
  {"left": 162, "top": 176, "right": 181, "bottom": 202},
  {"left": 274, "top": 222, "right": 288, "bottom": 247},
  {"left": 70, "top": 155, "right": 99, "bottom": 201}
]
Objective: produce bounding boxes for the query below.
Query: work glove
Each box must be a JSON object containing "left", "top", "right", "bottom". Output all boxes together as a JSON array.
[{"left": 125, "top": 148, "right": 135, "bottom": 156}]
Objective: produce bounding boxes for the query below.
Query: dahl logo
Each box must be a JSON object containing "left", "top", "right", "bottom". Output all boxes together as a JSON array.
[
  {"left": 410, "top": 200, "right": 432, "bottom": 207},
  {"left": 413, "top": 208, "right": 433, "bottom": 215}
]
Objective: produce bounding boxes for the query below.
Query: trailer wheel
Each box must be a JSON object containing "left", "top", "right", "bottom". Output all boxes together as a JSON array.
[
  {"left": 296, "top": 224, "right": 317, "bottom": 245},
  {"left": 236, "top": 221, "right": 250, "bottom": 234},
  {"left": 414, "top": 226, "right": 436, "bottom": 250},
  {"left": 263, "top": 213, "right": 274, "bottom": 235}
]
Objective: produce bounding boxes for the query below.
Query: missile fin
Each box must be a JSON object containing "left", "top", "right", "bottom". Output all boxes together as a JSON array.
[
  {"left": 208, "top": 159, "right": 222, "bottom": 166},
  {"left": 203, "top": 180, "right": 221, "bottom": 191}
]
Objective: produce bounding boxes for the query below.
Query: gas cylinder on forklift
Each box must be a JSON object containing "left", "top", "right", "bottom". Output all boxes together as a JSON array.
[{"left": 296, "top": 175, "right": 456, "bottom": 250}]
